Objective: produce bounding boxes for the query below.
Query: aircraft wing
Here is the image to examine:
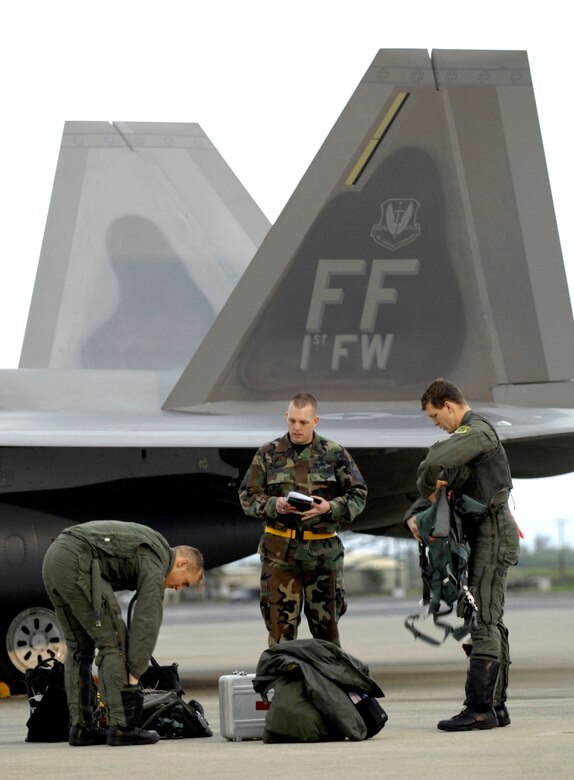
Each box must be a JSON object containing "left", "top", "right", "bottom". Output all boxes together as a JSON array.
[{"left": 1, "top": 368, "right": 574, "bottom": 472}]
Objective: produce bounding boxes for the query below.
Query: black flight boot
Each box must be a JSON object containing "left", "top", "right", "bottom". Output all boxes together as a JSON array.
[
  {"left": 494, "top": 704, "right": 511, "bottom": 727},
  {"left": 437, "top": 658, "right": 500, "bottom": 731},
  {"left": 107, "top": 686, "right": 160, "bottom": 746},
  {"left": 69, "top": 724, "right": 109, "bottom": 746},
  {"left": 69, "top": 656, "right": 109, "bottom": 745}
]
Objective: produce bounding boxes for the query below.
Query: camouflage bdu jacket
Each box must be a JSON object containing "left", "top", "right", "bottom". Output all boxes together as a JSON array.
[{"left": 239, "top": 433, "right": 367, "bottom": 534}]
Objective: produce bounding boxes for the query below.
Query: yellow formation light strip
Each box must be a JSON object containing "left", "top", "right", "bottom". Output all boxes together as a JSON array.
[{"left": 345, "top": 91, "right": 409, "bottom": 186}]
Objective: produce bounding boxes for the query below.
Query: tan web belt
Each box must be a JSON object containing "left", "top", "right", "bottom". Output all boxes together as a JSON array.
[{"left": 264, "top": 525, "right": 336, "bottom": 541}]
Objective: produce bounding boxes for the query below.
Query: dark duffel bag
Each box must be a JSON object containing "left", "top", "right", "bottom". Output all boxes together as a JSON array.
[
  {"left": 140, "top": 658, "right": 183, "bottom": 694},
  {"left": 25, "top": 658, "right": 69, "bottom": 742}
]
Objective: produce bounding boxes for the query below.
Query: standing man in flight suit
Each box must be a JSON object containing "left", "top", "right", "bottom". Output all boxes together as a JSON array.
[
  {"left": 239, "top": 392, "right": 367, "bottom": 647},
  {"left": 42, "top": 520, "right": 203, "bottom": 746},
  {"left": 405, "top": 379, "right": 520, "bottom": 731}
]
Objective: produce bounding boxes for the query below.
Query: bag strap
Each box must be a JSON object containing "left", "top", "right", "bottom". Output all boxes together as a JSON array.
[
  {"left": 404, "top": 586, "right": 478, "bottom": 646},
  {"left": 140, "top": 697, "right": 178, "bottom": 730}
]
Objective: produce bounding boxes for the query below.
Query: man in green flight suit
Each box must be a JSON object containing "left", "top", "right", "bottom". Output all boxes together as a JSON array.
[
  {"left": 405, "top": 379, "right": 520, "bottom": 731},
  {"left": 239, "top": 392, "right": 367, "bottom": 647},
  {"left": 42, "top": 520, "right": 203, "bottom": 746}
]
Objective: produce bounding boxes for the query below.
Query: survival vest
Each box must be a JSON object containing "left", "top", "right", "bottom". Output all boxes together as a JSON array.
[{"left": 404, "top": 487, "right": 477, "bottom": 646}]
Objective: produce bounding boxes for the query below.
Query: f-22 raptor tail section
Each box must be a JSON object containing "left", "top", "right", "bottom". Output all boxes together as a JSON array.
[
  {"left": 165, "top": 49, "right": 574, "bottom": 411},
  {"left": 2, "top": 49, "right": 574, "bottom": 695}
]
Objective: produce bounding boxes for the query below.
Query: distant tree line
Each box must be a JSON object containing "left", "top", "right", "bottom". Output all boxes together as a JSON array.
[{"left": 520, "top": 536, "right": 574, "bottom": 567}]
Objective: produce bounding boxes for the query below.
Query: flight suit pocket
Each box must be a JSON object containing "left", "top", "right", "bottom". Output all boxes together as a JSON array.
[
  {"left": 496, "top": 510, "right": 520, "bottom": 567},
  {"left": 75, "top": 548, "right": 94, "bottom": 601}
]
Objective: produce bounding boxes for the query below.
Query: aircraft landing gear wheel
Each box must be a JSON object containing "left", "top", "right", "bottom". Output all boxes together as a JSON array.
[{"left": 1, "top": 607, "right": 67, "bottom": 695}]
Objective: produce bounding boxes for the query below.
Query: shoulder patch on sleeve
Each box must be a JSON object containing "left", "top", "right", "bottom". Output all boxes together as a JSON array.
[{"left": 454, "top": 425, "right": 471, "bottom": 434}]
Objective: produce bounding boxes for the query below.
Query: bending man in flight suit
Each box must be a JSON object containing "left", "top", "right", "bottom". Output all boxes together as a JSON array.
[
  {"left": 405, "top": 379, "right": 520, "bottom": 731},
  {"left": 42, "top": 520, "right": 203, "bottom": 746}
]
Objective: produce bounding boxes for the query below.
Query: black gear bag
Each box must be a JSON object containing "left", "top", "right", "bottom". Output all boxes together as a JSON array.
[
  {"left": 139, "top": 657, "right": 183, "bottom": 694},
  {"left": 24, "top": 658, "right": 69, "bottom": 742},
  {"left": 140, "top": 690, "right": 213, "bottom": 738},
  {"left": 127, "top": 593, "right": 212, "bottom": 739}
]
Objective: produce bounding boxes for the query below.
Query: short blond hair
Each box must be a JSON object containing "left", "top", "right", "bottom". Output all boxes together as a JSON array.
[
  {"left": 289, "top": 392, "right": 318, "bottom": 415},
  {"left": 174, "top": 545, "right": 204, "bottom": 575}
]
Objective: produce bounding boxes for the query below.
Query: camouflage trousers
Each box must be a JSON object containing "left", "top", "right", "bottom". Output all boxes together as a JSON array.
[{"left": 258, "top": 532, "right": 347, "bottom": 646}]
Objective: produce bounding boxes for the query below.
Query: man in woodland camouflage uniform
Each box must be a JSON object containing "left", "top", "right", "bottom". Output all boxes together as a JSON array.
[{"left": 239, "top": 393, "right": 367, "bottom": 646}]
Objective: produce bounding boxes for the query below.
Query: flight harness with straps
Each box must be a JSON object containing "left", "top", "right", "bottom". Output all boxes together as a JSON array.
[{"left": 404, "top": 487, "right": 478, "bottom": 646}]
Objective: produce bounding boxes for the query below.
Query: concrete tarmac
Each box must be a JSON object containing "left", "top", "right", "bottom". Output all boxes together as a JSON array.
[{"left": 1, "top": 593, "right": 573, "bottom": 779}]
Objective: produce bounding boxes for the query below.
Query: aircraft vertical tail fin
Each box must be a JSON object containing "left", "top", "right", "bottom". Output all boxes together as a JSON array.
[
  {"left": 164, "top": 49, "right": 574, "bottom": 411},
  {"left": 20, "top": 121, "right": 270, "bottom": 371}
]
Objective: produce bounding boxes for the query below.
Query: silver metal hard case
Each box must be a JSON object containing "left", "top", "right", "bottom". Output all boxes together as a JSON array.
[{"left": 218, "top": 671, "right": 273, "bottom": 741}]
